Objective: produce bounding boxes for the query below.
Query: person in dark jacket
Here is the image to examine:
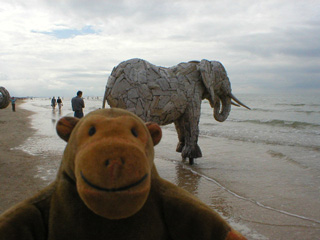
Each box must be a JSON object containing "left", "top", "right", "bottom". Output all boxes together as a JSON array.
[
  {"left": 51, "top": 97, "right": 56, "bottom": 109},
  {"left": 11, "top": 97, "right": 16, "bottom": 112},
  {"left": 71, "top": 91, "right": 85, "bottom": 118},
  {"left": 57, "top": 97, "right": 63, "bottom": 110}
]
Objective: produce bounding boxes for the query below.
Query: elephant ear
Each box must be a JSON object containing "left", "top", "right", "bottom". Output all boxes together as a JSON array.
[
  {"left": 199, "top": 59, "right": 233, "bottom": 122},
  {"left": 199, "top": 59, "right": 231, "bottom": 96},
  {"left": 199, "top": 59, "right": 213, "bottom": 87},
  {"left": 199, "top": 59, "right": 216, "bottom": 104}
]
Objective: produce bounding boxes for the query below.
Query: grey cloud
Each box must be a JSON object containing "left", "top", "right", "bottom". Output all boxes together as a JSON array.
[
  {"left": 224, "top": 24, "right": 320, "bottom": 59},
  {"left": 42, "top": 0, "right": 182, "bottom": 22}
]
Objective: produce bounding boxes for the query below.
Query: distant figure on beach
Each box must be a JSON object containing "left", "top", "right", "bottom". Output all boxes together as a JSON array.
[
  {"left": 10, "top": 97, "right": 16, "bottom": 112},
  {"left": 57, "top": 97, "right": 63, "bottom": 110},
  {"left": 71, "top": 91, "right": 85, "bottom": 118},
  {"left": 51, "top": 97, "right": 57, "bottom": 109}
]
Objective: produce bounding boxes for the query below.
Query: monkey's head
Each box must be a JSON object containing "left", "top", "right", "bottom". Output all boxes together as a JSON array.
[{"left": 56, "top": 108, "right": 162, "bottom": 219}]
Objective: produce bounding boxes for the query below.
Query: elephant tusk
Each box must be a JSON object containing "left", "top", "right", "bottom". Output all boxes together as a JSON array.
[
  {"left": 229, "top": 93, "right": 251, "bottom": 110},
  {"left": 231, "top": 101, "right": 240, "bottom": 107}
]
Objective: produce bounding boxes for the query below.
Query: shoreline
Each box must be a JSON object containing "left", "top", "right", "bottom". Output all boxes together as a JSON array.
[{"left": 0, "top": 102, "right": 54, "bottom": 213}]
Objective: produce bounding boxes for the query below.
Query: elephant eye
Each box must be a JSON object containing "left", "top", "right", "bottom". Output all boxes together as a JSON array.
[
  {"left": 131, "top": 128, "right": 138, "bottom": 138},
  {"left": 88, "top": 126, "right": 96, "bottom": 136}
]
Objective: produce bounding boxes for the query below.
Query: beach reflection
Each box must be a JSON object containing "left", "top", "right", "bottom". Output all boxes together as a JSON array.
[
  {"left": 174, "top": 164, "right": 201, "bottom": 196},
  {"left": 51, "top": 109, "right": 57, "bottom": 125},
  {"left": 51, "top": 108, "right": 63, "bottom": 126}
]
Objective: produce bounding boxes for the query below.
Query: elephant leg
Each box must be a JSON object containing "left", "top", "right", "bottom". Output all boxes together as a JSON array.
[
  {"left": 174, "top": 118, "right": 185, "bottom": 153},
  {"left": 180, "top": 107, "right": 202, "bottom": 164}
]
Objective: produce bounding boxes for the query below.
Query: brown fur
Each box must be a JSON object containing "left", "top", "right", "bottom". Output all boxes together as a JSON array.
[{"left": 0, "top": 108, "right": 246, "bottom": 240}]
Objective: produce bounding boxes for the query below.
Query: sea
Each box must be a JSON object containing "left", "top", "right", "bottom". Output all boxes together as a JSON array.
[{"left": 15, "top": 93, "right": 320, "bottom": 240}]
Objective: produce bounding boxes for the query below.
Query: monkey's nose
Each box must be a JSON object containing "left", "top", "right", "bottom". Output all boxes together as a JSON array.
[
  {"left": 104, "top": 158, "right": 125, "bottom": 179},
  {"left": 105, "top": 157, "right": 125, "bottom": 167}
]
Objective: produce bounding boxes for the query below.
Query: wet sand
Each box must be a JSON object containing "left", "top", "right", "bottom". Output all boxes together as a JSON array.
[
  {"left": 1, "top": 102, "right": 319, "bottom": 239},
  {"left": 156, "top": 129, "right": 320, "bottom": 240},
  {"left": 0, "top": 102, "right": 60, "bottom": 213}
]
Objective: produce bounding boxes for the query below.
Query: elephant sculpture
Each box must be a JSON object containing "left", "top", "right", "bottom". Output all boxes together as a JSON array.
[
  {"left": 103, "top": 58, "right": 249, "bottom": 164},
  {"left": 0, "top": 87, "right": 10, "bottom": 109}
]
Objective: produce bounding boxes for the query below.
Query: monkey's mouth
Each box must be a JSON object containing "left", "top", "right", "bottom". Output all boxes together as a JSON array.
[{"left": 80, "top": 171, "right": 148, "bottom": 192}]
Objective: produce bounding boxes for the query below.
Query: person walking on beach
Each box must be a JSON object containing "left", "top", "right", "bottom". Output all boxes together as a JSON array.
[
  {"left": 11, "top": 97, "right": 16, "bottom": 112},
  {"left": 57, "top": 97, "right": 63, "bottom": 110},
  {"left": 51, "top": 97, "right": 57, "bottom": 109},
  {"left": 71, "top": 91, "right": 85, "bottom": 118}
]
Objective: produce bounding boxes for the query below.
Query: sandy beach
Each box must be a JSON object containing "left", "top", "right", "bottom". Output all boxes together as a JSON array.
[{"left": 0, "top": 102, "right": 60, "bottom": 213}]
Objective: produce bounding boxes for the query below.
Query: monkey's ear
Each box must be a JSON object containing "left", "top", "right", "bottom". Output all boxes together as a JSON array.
[
  {"left": 56, "top": 117, "right": 79, "bottom": 142},
  {"left": 146, "top": 122, "right": 162, "bottom": 146}
]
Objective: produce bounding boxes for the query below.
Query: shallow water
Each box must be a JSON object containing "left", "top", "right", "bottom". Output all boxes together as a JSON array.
[{"left": 16, "top": 94, "right": 320, "bottom": 239}]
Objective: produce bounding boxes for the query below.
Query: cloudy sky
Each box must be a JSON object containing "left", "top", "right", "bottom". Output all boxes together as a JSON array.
[{"left": 1, "top": 0, "right": 319, "bottom": 97}]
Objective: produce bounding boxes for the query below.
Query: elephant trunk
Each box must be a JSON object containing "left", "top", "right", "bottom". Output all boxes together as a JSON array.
[
  {"left": 211, "top": 92, "right": 250, "bottom": 122},
  {"left": 212, "top": 95, "right": 231, "bottom": 122}
]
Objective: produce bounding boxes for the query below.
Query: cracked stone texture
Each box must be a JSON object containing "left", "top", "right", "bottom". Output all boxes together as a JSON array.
[
  {"left": 103, "top": 58, "right": 233, "bottom": 163},
  {"left": 0, "top": 87, "right": 10, "bottom": 109}
]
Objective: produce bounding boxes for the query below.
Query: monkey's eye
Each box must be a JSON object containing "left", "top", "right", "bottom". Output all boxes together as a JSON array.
[
  {"left": 88, "top": 126, "right": 96, "bottom": 136},
  {"left": 131, "top": 128, "right": 138, "bottom": 138}
]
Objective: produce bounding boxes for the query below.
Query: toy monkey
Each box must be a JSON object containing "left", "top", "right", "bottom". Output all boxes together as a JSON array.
[{"left": 0, "top": 108, "right": 246, "bottom": 240}]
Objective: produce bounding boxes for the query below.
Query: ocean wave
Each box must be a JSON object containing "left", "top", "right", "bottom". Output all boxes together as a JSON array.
[
  {"left": 267, "top": 150, "right": 308, "bottom": 169},
  {"left": 275, "top": 103, "right": 320, "bottom": 108},
  {"left": 276, "top": 103, "right": 306, "bottom": 107},
  {"left": 232, "top": 119, "right": 320, "bottom": 129},
  {"left": 202, "top": 107, "right": 320, "bottom": 116},
  {"left": 251, "top": 108, "right": 274, "bottom": 112},
  {"left": 293, "top": 110, "right": 320, "bottom": 114},
  {"left": 199, "top": 129, "right": 320, "bottom": 152},
  {"left": 252, "top": 108, "right": 320, "bottom": 115}
]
